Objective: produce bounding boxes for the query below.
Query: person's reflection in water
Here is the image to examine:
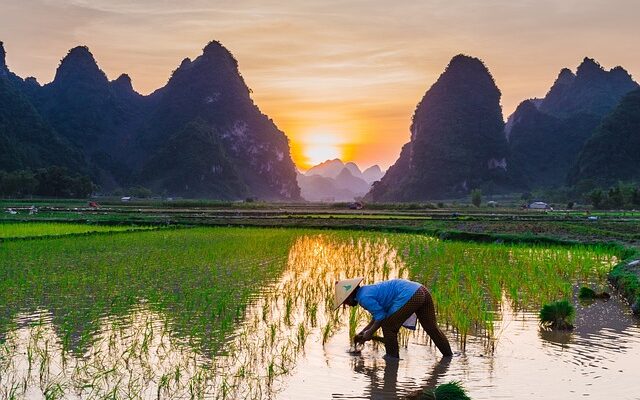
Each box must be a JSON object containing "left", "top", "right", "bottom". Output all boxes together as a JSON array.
[{"left": 350, "top": 355, "right": 451, "bottom": 399}]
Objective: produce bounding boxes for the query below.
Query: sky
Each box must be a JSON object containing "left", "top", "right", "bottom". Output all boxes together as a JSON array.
[{"left": 1, "top": 0, "right": 639, "bottom": 170}]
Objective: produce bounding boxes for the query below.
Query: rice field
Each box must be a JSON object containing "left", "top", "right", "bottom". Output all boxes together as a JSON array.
[
  {"left": 0, "top": 222, "right": 151, "bottom": 239},
  {"left": 0, "top": 224, "right": 629, "bottom": 399}
]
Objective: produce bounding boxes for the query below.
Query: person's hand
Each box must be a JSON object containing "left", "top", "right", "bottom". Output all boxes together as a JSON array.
[
  {"left": 361, "top": 329, "right": 374, "bottom": 342},
  {"left": 354, "top": 333, "right": 364, "bottom": 344}
]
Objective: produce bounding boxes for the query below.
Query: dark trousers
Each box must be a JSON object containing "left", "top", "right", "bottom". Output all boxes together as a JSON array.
[{"left": 381, "top": 286, "right": 453, "bottom": 357}]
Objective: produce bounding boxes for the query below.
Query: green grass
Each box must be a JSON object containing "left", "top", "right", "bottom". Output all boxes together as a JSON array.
[{"left": 0, "top": 222, "right": 150, "bottom": 239}]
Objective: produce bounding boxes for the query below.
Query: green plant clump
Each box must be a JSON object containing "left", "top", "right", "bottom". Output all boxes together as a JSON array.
[
  {"left": 578, "top": 286, "right": 597, "bottom": 300},
  {"left": 539, "top": 300, "right": 575, "bottom": 330},
  {"left": 579, "top": 286, "right": 610, "bottom": 300},
  {"left": 422, "top": 381, "right": 471, "bottom": 400}
]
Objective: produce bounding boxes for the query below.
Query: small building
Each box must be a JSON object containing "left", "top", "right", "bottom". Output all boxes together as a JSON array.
[
  {"left": 487, "top": 201, "right": 498, "bottom": 208},
  {"left": 528, "top": 201, "right": 550, "bottom": 210},
  {"left": 121, "top": 196, "right": 132, "bottom": 202}
]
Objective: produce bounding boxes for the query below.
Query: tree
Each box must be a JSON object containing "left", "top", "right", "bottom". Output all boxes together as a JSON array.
[
  {"left": 608, "top": 186, "right": 624, "bottom": 209},
  {"left": 588, "top": 189, "right": 604, "bottom": 209},
  {"left": 632, "top": 187, "right": 640, "bottom": 207},
  {"left": 521, "top": 192, "right": 532, "bottom": 202},
  {"left": 471, "top": 189, "right": 482, "bottom": 207}
]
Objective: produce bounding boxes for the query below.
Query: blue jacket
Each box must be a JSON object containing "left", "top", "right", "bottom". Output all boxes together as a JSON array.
[{"left": 355, "top": 279, "right": 421, "bottom": 321}]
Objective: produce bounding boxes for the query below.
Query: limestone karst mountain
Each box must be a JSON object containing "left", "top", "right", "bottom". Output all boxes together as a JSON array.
[
  {"left": 508, "top": 58, "right": 638, "bottom": 189},
  {"left": 0, "top": 40, "right": 300, "bottom": 200},
  {"left": 568, "top": 89, "right": 640, "bottom": 187},
  {"left": 366, "top": 55, "right": 512, "bottom": 202}
]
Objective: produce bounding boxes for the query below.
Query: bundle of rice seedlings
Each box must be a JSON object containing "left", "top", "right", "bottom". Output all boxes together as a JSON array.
[
  {"left": 539, "top": 300, "right": 575, "bottom": 330},
  {"left": 579, "top": 287, "right": 610, "bottom": 300},
  {"left": 422, "top": 381, "right": 471, "bottom": 400},
  {"left": 578, "top": 287, "right": 597, "bottom": 300}
]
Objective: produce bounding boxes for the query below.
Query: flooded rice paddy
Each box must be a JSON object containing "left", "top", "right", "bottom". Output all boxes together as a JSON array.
[{"left": 0, "top": 226, "right": 638, "bottom": 399}]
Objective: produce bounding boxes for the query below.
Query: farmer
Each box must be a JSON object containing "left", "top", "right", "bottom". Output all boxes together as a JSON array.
[{"left": 335, "top": 278, "right": 452, "bottom": 358}]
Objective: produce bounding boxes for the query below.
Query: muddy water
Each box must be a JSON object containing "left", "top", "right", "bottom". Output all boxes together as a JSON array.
[{"left": 1, "top": 233, "right": 638, "bottom": 399}]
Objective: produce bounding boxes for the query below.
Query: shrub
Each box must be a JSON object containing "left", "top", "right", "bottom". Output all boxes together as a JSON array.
[
  {"left": 471, "top": 189, "right": 482, "bottom": 207},
  {"left": 539, "top": 300, "right": 575, "bottom": 330}
]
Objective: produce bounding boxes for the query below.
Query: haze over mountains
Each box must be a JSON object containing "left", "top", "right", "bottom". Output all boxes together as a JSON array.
[
  {"left": 297, "top": 159, "right": 383, "bottom": 201},
  {"left": 2, "top": 39, "right": 639, "bottom": 202}
]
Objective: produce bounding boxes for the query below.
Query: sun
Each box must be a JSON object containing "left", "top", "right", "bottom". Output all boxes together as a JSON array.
[
  {"left": 296, "top": 127, "right": 347, "bottom": 168},
  {"left": 303, "top": 144, "right": 341, "bottom": 167}
]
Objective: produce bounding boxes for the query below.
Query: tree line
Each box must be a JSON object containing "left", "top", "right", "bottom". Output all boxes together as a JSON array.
[
  {"left": 0, "top": 166, "right": 94, "bottom": 198},
  {"left": 588, "top": 183, "right": 640, "bottom": 210}
]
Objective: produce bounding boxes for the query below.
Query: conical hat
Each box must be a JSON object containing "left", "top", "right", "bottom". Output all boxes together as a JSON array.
[{"left": 334, "top": 277, "right": 364, "bottom": 310}]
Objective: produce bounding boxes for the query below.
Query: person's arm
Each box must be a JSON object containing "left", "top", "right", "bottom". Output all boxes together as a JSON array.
[
  {"left": 354, "top": 318, "right": 375, "bottom": 343},
  {"left": 354, "top": 296, "right": 387, "bottom": 343},
  {"left": 361, "top": 319, "right": 383, "bottom": 341}
]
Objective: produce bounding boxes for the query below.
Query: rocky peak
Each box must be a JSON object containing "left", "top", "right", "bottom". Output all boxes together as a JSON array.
[
  {"left": 540, "top": 57, "right": 638, "bottom": 118},
  {"left": 165, "top": 39, "right": 248, "bottom": 104},
  {"left": 305, "top": 159, "right": 345, "bottom": 179},
  {"left": 178, "top": 57, "right": 192, "bottom": 69},
  {"left": 556, "top": 68, "right": 576, "bottom": 85},
  {"left": 112, "top": 73, "right": 134, "bottom": 92},
  {"left": 576, "top": 57, "right": 604, "bottom": 78},
  {"left": 202, "top": 40, "right": 235, "bottom": 60},
  {"left": 52, "top": 46, "right": 108, "bottom": 87},
  {"left": 431, "top": 54, "right": 498, "bottom": 91},
  {"left": 344, "top": 161, "right": 362, "bottom": 176},
  {"left": 412, "top": 54, "right": 501, "bottom": 140},
  {"left": 362, "top": 165, "right": 384, "bottom": 183}
]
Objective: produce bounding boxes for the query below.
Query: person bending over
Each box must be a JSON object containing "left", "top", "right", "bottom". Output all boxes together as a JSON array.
[{"left": 334, "top": 278, "right": 452, "bottom": 358}]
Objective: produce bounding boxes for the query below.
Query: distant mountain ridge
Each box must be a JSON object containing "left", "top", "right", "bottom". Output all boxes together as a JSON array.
[
  {"left": 304, "top": 159, "right": 383, "bottom": 183},
  {"left": 0, "top": 40, "right": 300, "bottom": 200},
  {"left": 4, "top": 38, "right": 640, "bottom": 201},
  {"left": 297, "top": 159, "right": 383, "bottom": 201}
]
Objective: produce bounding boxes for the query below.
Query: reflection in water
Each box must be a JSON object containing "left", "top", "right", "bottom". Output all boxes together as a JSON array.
[
  {"left": 0, "top": 307, "right": 206, "bottom": 399},
  {"left": 349, "top": 355, "right": 452, "bottom": 400},
  {"left": 1, "top": 232, "right": 637, "bottom": 399}
]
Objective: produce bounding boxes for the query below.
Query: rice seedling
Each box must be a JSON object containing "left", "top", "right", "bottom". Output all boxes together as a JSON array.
[
  {"left": 539, "top": 300, "right": 575, "bottom": 330},
  {"left": 0, "top": 225, "right": 619, "bottom": 398},
  {"left": 296, "top": 324, "right": 307, "bottom": 349},
  {"left": 0, "top": 222, "right": 151, "bottom": 239},
  {"left": 322, "top": 321, "right": 333, "bottom": 346}
]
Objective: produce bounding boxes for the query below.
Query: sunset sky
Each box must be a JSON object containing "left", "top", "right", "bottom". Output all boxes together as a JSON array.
[{"left": 1, "top": 0, "right": 639, "bottom": 170}]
